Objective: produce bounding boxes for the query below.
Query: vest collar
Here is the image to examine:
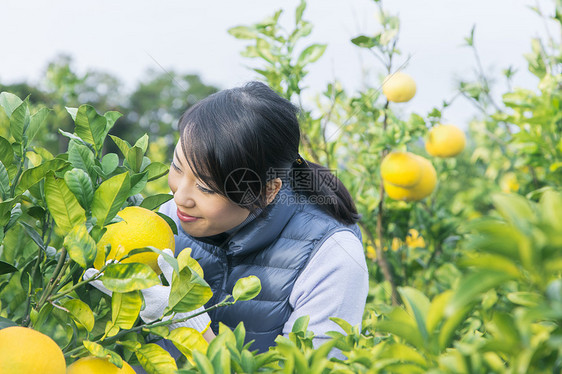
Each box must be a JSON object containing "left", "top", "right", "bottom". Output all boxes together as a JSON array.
[{"left": 191, "top": 184, "right": 299, "bottom": 256}]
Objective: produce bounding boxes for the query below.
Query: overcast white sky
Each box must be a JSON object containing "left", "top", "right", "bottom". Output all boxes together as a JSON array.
[{"left": 0, "top": 0, "right": 557, "bottom": 127}]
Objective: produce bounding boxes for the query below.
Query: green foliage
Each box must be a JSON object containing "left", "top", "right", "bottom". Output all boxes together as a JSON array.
[
  {"left": 1, "top": 0, "right": 561, "bottom": 372},
  {"left": 0, "top": 92, "right": 262, "bottom": 373}
]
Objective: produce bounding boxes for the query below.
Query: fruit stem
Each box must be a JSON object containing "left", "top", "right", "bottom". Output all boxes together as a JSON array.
[
  {"left": 48, "top": 262, "right": 110, "bottom": 303},
  {"left": 74, "top": 296, "right": 235, "bottom": 355},
  {"left": 36, "top": 247, "right": 68, "bottom": 312},
  {"left": 376, "top": 99, "right": 401, "bottom": 306}
]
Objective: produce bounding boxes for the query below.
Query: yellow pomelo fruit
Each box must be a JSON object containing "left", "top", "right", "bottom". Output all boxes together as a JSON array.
[
  {"left": 67, "top": 356, "right": 135, "bottom": 374},
  {"left": 384, "top": 155, "right": 437, "bottom": 201},
  {"left": 95, "top": 206, "right": 175, "bottom": 273},
  {"left": 425, "top": 124, "right": 466, "bottom": 157},
  {"left": 381, "top": 151, "right": 422, "bottom": 188},
  {"left": 382, "top": 72, "right": 416, "bottom": 103},
  {"left": 0, "top": 326, "right": 66, "bottom": 374}
]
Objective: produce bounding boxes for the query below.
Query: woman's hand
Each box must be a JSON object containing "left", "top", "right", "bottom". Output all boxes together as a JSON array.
[{"left": 83, "top": 249, "right": 211, "bottom": 333}]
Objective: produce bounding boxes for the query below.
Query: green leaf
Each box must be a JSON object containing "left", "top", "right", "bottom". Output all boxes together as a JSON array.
[
  {"left": 110, "top": 135, "right": 132, "bottom": 158},
  {"left": 167, "top": 263, "right": 212, "bottom": 314},
  {"left": 104, "top": 111, "right": 123, "bottom": 133},
  {"left": 27, "top": 107, "right": 50, "bottom": 145},
  {"left": 64, "top": 168, "right": 94, "bottom": 210},
  {"left": 124, "top": 247, "right": 179, "bottom": 276},
  {"left": 211, "top": 347, "right": 231, "bottom": 373},
  {"left": 351, "top": 35, "right": 380, "bottom": 48},
  {"left": 127, "top": 146, "right": 145, "bottom": 173},
  {"left": 438, "top": 304, "right": 471, "bottom": 350},
  {"left": 380, "top": 28, "right": 399, "bottom": 46},
  {"left": 398, "top": 287, "right": 430, "bottom": 342},
  {"left": 228, "top": 25, "right": 258, "bottom": 40},
  {"left": 15, "top": 158, "right": 68, "bottom": 195},
  {"left": 426, "top": 291, "right": 452, "bottom": 334},
  {"left": 136, "top": 343, "right": 178, "bottom": 374},
  {"left": 458, "top": 254, "right": 522, "bottom": 278},
  {"left": 292, "top": 315, "right": 311, "bottom": 333},
  {"left": 10, "top": 98, "right": 30, "bottom": 144},
  {"left": 117, "top": 339, "right": 142, "bottom": 353},
  {"left": 74, "top": 104, "right": 109, "bottom": 155},
  {"left": 492, "top": 193, "right": 536, "bottom": 232},
  {"left": 379, "top": 342, "right": 428, "bottom": 367},
  {"left": 192, "top": 351, "right": 214, "bottom": 374},
  {"left": 0, "top": 197, "right": 20, "bottom": 226},
  {"left": 91, "top": 172, "right": 130, "bottom": 227},
  {"left": 240, "top": 350, "right": 257, "bottom": 373},
  {"left": 83, "top": 341, "right": 124, "bottom": 368},
  {"left": 146, "top": 326, "right": 170, "bottom": 338},
  {"left": 101, "top": 263, "right": 160, "bottom": 293},
  {"left": 0, "top": 261, "right": 18, "bottom": 275},
  {"left": 60, "top": 298, "right": 95, "bottom": 332},
  {"left": 66, "top": 107, "right": 78, "bottom": 121},
  {"left": 144, "top": 162, "right": 169, "bottom": 182},
  {"left": 167, "top": 327, "right": 208, "bottom": 360},
  {"left": 45, "top": 172, "right": 86, "bottom": 234},
  {"left": 0, "top": 316, "right": 18, "bottom": 329},
  {"left": 109, "top": 291, "right": 143, "bottom": 331},
  {"left": 34, "top": 303, "right": 73, "bottom": 348},
  {"left": 0, "top": 92, "right": 23, "bottom": 117},
  {"left": 233, "top": 322, "right": 246, "bottom": 350},
  {"left": 129, "top": 172, "right": 148, "bottom": 196},
  {"left": 58, "top": 128, "right": 94, "bottom": 150},
  {"left": 256, "top": 39, "right": 276, "bottom": 63},
  {"left": 0, "top": 196, "right": 21, "bottom": 226},
  {"left": 0, "top": 161, "right": 9, "bottom": 199},
  {"left": 177, "top": 247, "right": 204, "bottom": 278},
  {"left": 64, "top": 224, "right": 97, "bottom": 268},
  {"left": 233, "top": 275, "right": 261, "bottom": 301},
  {"left": 506, "top": 292, "right": 542, "bottom": 307},
  {"left": 134, "top": 134, "right": 149, "bottom": 154},
  {"left": 68, "top": 141, "right": 96, "bottom": 177},
  {"left": 295, "top": 0, "right": 306, "bottom": 24},
  {"left": 101, "top": 153, "right": 119, "bottom": 175},
  {"left": 157, "top": 212, "right": 178, "bottom": 235},
  {"left": 0, "top": 136, "right": 14, "bottom": 168},
  {"left": 140, "top": 194, "right": 173, "bottom": 211},
  {"left": 297, "top": 44, "right": 327, "bottom": 67},
  {"left": 540, "top": 190, "right": 562, "bottom": 231},
  {"left": 375, "top": 307, "right": 424, "bottom": 349},
  {"left": 19, "top": 221, "right": 46, "bottom": 251},
  {"left": 445, "top": 270, "right": 514, "bottom": 316}
]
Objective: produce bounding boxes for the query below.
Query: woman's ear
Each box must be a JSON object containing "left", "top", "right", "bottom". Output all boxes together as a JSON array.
[{"left": 265, "top": 178, "right": 283, "bottom": 205}]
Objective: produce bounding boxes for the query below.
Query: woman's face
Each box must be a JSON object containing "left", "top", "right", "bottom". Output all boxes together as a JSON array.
[{"left": 168, "top": 141, "right": 251, "bottom": 237}]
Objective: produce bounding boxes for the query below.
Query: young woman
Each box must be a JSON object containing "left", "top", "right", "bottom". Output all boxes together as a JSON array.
[{"left": 158, "top": 81, "right": 368, "bottom": 353}]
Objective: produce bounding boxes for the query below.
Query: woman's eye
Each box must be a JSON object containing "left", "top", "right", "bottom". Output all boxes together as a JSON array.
[
  {"left": 197, "top": 184, "right": 215, "bottom": 194},
  {"left": 171, "top": 161, "right": 182, "bottom": 172}
]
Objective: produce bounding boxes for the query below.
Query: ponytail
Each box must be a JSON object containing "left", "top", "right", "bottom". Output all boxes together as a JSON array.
[{"left": 289, "top": 157, "right": 361, "bottom": 225}]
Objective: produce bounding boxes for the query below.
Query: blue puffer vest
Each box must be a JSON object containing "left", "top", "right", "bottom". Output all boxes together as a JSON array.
[{"left": 173, "top": 184, "right": 362, "bottom": 352}]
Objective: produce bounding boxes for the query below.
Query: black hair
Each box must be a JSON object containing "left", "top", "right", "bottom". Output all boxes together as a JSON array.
[{"left": 177, "top": 81, "right": 360, "bottom": 225}]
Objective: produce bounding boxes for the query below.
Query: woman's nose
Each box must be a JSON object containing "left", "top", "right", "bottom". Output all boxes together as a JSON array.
[{"left": 173, "top": 180, "right": 196, "bottom": 208}]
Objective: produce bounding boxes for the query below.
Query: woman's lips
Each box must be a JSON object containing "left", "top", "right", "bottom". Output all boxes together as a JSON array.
[{"left": 177, "top": 209, "right": 199, "bottom": 222}]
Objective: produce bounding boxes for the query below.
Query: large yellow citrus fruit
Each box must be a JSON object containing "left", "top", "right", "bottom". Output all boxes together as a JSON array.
[
  {"left": 0, "top": 326, "right": 66, "bottom": 374},
  {"left": 383, "top": 155, "right": 437, "bottom": 201},
  {"left": 95, "top": 206, "right": 175, "bottom": 273},
  {"left": 425, "top": 124, "right": 466, "bottom": 157},
  {"left": 382, "top": 72, "right": 416, "bottom": 103},
  {"left": 67, "top": 356, "right": 135, "bottom": 374},
  {"left": 380, "top": 151, "right": 422, "bottom": 187}
]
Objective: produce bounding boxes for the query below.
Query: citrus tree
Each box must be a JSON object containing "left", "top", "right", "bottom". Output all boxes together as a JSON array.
[{"left": 0, "top": 94, "right": 262, "bottom": 373}]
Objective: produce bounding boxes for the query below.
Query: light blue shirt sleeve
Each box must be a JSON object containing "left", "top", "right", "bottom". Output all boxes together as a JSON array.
[{"left": 282, "top": 230, "right": 369, "bottom": 354}]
